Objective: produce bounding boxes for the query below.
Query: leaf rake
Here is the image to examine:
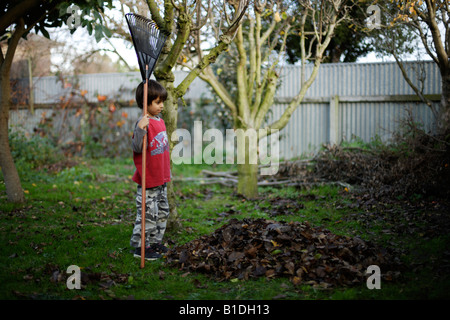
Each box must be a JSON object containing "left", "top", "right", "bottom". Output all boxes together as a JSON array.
[{"left": 125, "top": 12, "right": 169, "bottom": 268}]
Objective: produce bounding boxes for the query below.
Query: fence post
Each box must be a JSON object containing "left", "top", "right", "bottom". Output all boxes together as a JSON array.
[{"left": 329, "top": 95, "right": 339, "bottom": 145}]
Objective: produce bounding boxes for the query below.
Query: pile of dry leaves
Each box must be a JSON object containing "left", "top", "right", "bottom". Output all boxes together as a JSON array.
[
  {"left": 276, "top": 126, "right": 450, "bottom": 201},
  {"left": 165, "top": 218, "right": 402, "bottom": 287}
]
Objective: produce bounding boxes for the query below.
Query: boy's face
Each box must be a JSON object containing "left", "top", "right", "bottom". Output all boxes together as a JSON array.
[{"left": 148, "top": 97, "right": 164, "bottom": 117}]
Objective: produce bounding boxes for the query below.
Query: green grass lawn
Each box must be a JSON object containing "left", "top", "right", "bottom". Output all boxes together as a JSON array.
[{"left": 1, "top": 157, "right": 449, "bottom": 300}]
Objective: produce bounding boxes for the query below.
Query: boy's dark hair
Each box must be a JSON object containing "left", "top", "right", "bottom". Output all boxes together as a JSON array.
[{"left": 135, "top": 80, "right": 167, "bottom": 109}]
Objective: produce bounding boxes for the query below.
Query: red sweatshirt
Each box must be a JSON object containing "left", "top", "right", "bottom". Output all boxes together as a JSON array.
[{"left": 132, "top": 116, "right": 171, "bottom": 188}]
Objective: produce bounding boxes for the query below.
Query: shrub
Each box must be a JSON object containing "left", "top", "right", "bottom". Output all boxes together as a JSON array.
[{"left": 9, "top": 130, "right": 62, "bottom": 170}]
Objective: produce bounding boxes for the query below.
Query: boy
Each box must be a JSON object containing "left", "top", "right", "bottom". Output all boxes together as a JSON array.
[{"left": 130, "top": 80, "right": 171, "bottom": 261}]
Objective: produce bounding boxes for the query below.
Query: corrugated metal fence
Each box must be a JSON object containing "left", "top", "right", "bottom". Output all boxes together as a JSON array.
[
  {"left": 10, "top": 61, "right": 441, "bottom": 160},
  {"left": 271, "top": 61, "right": 441, "bottom": 159}
]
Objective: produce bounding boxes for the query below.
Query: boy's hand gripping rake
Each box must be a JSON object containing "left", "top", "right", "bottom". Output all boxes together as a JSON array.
[{"left": 125, "top": 13, "right": 168, "bottom": 268}]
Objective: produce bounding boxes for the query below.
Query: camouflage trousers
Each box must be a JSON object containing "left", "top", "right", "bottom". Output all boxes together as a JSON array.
[{"left": 130, "top": 183, "right": 169, "bottom": 248}]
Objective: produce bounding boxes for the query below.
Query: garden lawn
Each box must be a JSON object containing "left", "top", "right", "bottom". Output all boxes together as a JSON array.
[{"left": 1, "top": 157, "right": 449, "bottom": 300}]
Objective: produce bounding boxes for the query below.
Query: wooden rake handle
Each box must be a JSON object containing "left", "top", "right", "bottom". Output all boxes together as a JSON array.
[{"left": 140, "top": 65, "right": 149, "bottom": 269}]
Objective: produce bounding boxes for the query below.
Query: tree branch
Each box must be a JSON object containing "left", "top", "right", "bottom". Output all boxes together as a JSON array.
[
  {"left": 247, "top": 17, "right": 256, "bottom": 105},
  {"left": 411, "top": 16, "right": 439, "bottom": 64},
  {"left": 0, "top": 0, "right": 40, "bottom": 34},
  {"left": 236, "top": 25, "right": 250, "bottom": 122},
  {"left": 424, "top": 0, "right": 448, "bottom": 69},
  {"left": 392, "top": 51, "right": 437, "bottom": 117},
  {"left": 1, "top": 18, "right": 25, "bottom": 76},
  {"left": 199, "top": 66, "right": 237, "bottom": 118},
  {"left": 158, "top": 8, "right": 191, "bottom": 77},
  {"left": 147, "top": 0, "right": 167, "bottom": 32}
]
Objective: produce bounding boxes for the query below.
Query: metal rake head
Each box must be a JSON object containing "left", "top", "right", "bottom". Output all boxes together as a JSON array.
[{"left": 125, "top": 13, "right": 169, "bottom": 82}]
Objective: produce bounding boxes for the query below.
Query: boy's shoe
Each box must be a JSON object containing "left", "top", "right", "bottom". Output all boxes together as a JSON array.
[
  {"left": 150, "top": 243, "right": 169, "bottom": 254},
  {"left": 133, "top": 247, "right": 162, "bottom": 261}
]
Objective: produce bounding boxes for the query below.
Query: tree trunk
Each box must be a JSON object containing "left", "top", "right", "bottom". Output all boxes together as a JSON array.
[
  {"left": 439, "top": 70, "right": 450, "bottom": 132},
  {"left": 0, "top": 18, "right": 25, "bottom": 203},
  {"left": 0, "top": 76, "right": 24, "bottom": 203},
  {"left": 159, "top": 77, "right": 182, "bottom": 230},
  {"left": 237, "top": 162, "right": 258, "bottom": 199},
  {"left": 236, "top": 129, "right": 259, "bottom": 199}
]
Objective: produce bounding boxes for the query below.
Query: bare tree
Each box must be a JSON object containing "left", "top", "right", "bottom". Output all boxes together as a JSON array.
[{"left": 187, "top": 0, "right": 350, "bottom": 198}]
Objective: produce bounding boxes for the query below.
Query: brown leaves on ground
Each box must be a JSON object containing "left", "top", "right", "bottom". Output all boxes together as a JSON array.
[
  {"left": 276, "top": 123, "right": 450, "bottom": 201},
  {"left": 165, "top": 218, "right": 403, "bottom": 287}
]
